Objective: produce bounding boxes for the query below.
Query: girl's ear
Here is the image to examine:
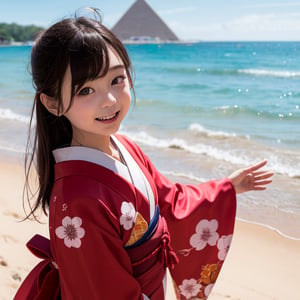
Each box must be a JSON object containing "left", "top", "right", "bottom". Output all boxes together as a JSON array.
[{"left": 40, "top": 93, "right": 60, "bottom": 116}]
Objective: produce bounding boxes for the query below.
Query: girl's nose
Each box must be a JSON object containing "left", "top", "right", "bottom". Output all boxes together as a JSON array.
[{"left": 101, "top": 92, "right": 117, "bottom": 107}]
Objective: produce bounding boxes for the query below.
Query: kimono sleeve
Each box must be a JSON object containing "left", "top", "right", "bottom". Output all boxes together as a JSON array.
[
  {"left": 121, "top": 136, "right": 237, "bottom": 299},
  {"left": 147, "top": 161, "right": 237, "bottom": 298},
  {"left": 50, "top": 176, "right": 144, "bottom": 300}
]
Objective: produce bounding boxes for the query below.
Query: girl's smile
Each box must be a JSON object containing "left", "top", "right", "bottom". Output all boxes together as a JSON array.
[
  {"left": 57, "top": 48, "right": 131, "bottom": 152},
  {"left": 95, "top": 111, "right": 120, "bottom": 123}
]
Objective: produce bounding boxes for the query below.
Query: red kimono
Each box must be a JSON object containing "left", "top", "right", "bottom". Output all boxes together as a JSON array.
[{"left": 15, "top": 134, "right": 236, "bottom": 300}]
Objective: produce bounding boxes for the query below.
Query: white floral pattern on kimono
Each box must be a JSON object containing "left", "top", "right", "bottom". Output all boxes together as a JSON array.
[
  {"left": 175, "top": 219, "right": 233, "bottom": 299},
  {"left": 178, "top": 278, "right": 202, "bottom": 299},
  {"left": 189, "top": 219, "right": 219, "bottom": 251},
  {"left": 217, "top": 234, "right": 233, "bottom": 261},
  {"left": 120, "top": 201, "right": 137, "bottom": 230},
  {"left": 55, "top": 216, "right": 85, "bottom": 248}
]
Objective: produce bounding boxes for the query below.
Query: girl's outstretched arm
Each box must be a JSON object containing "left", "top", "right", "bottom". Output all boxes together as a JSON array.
[{"left": 229, "top": 159, "right": 273, "bottom": 194}]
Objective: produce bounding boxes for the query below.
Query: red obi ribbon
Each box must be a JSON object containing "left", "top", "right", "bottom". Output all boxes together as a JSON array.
[
  {"left": 127, "top": 216, "right": 179, "bottom": 299},
  {"left": 14, "top": 235, "right": 60, "bottom": 300},
  {"left": 159, "top": 231, "right": 179, "bottom": 269}
]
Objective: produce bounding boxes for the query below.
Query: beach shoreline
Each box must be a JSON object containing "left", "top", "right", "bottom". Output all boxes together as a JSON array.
[
  {"left": 140, "top": 142, "right": 300, "bottom": 241},
  {"left": 1, "top": 156, "right": 300, "bottom": 299}
]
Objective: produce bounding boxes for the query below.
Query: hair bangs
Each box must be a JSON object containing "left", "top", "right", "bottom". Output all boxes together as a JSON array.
[{"left": 68, "top": 29, "right": 110, "bottom": 96}]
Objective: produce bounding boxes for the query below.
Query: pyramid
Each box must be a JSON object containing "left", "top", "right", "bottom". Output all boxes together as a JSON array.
[{"left": 111, "top": 0, "right": 179, "bottom": 42}]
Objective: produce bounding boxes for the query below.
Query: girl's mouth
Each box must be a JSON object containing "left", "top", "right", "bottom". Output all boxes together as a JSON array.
[{"left": 96, "top": 111, "right": 119, "bottom": 123}]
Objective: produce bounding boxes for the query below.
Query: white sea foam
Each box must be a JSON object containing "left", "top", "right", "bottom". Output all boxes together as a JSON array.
[
  {"left": 123, "top": 130, "right": 251, "bottom": 164},
  {"left": 188, "top": 123, "right": 238, "bottom": 138},
  {"left": 122, "top": 129, "right": 300, "bottom": 178},
  {"left": 238, "top": 68, "right": 300, "bottom": 78},
  {"left": 268, "top": 153, "right": 300, "bottom": 178},
  {"left": 0, "top": 108, "right": 29, "bottom": 123}
]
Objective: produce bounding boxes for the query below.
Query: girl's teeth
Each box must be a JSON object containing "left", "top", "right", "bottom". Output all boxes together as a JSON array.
[{"left": 98, "top": 113, "right": 116, "bottom": 120}]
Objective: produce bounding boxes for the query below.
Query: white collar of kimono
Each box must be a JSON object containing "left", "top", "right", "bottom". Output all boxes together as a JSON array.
[{"left": 52, "top": 136, "right": 155, "bottom": 219}]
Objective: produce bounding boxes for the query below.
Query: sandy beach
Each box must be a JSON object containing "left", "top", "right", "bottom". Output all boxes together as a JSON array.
[{"left": 1, "top": 158, "right": 300, "bottom": 300}]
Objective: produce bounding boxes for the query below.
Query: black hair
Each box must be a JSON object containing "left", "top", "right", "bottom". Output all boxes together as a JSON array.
[{"left": 24, "top": 8, "right": 134, "bottom": 218}]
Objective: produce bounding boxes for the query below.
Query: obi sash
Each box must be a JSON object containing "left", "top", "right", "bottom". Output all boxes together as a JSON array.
[
  {"left": 14, "top": 235, "right": 60, "bottom": 300},
  {"left": 14, "top": 216, "right": 178, "bottom": 300},
  {"left": 126, "top": 215, "right": 178, "bottom": 300}
]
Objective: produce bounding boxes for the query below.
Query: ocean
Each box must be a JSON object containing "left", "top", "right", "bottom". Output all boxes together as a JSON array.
[{"left": 0, "top": 42, "right": 299, "bottom": 239}]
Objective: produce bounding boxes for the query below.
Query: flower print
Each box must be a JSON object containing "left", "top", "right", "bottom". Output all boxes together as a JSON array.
[
  {"left": 62, "top": 203, "right": 68, "bottom": 211},
  {"left": 217, "top": 234, "right": 233, "bottom": 261},
  {"left": 200, "top": 263, "right": 220, "bottom": 285},
  {"left": 189, "top": 219, "right": 219, "bottom": 251},
  {"left": 55, "top": 216, "right": 85, "bottom": 248},
  {"left": 179, "top": 278, "right": 202, "bottom": 299},
  {"left": 120, "top": 201, "right": 136, "bottom": 230},
  {"left": 204, "top": 283, "right": 214, "bottom": 297}
]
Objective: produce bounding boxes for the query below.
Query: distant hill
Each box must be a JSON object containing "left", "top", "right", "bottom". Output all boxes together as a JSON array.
[{"left": 0, "top": 23, "right": 44, "bottom": 43}]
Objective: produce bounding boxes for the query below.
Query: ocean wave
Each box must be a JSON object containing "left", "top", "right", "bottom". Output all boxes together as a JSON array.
[
  {"left": 163, "top": 65, "right": 300, "bottom": 79},
  {"left": 206, "top": 68, "right": 300, "bottom": 79},
  {"left": 238, "top": 69, "right": 300, "bottom": 78},
  {"left": 123, "top": 130, "right": 252, "bottom": 165},
  {"left": 268, "top": 153, "right": 300, "bottom": 178},
  {"left": 188, "top": 123, "right": 239, "bottom": 139},
  {"left": 213, "top": 105, "right": 300, "bottom": 121},
  {"left": 122, "top": 129, "right": 300, "bottom": 178},
  {"left": 0, "top": 108, "right": 29, "bottom": 123}
]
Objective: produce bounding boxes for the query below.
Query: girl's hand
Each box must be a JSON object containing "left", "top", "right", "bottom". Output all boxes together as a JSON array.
[{"left": 229, "top": 159, "right": 273, "bottom": 194}]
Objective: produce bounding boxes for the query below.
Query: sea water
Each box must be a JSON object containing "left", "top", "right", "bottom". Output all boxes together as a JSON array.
[{"left": 0, "top": 42, "right": 299, "bottom": 238}]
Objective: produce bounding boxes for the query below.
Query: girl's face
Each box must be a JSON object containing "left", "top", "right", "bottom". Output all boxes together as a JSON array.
[{"left": 61, "top": 48, "right": 131, "bottom": 148}]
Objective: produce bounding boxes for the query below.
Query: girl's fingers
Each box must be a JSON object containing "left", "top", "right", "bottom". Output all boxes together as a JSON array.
[
  {"left": 249, "top": 159, "right": 268, "bottom": 172},
  {"left": 247, "top": 170, "right": 273, "bottom": 190},
  {"left": 253, "top": 171, "right": 274, "bottom": 180},
  {"left": 253, "top": 179, "right": 273, "bottom": 187},
  {"left": 241, "top": 160, "right": 268, "bottom": 175}
]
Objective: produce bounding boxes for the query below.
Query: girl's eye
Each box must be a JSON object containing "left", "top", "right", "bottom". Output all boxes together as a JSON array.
[
  {"left": 78, "top": 87, "right": 93, "bottom": 96},
  {"left": 112, "top": 75, "right": 126, "bottom": 85}
]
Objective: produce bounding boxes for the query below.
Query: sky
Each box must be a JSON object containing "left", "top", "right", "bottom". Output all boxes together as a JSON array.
[{"left": 1, "top": 0, "right": 300, "bottom": 41}]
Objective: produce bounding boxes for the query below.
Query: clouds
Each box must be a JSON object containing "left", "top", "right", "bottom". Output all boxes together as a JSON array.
[
  {"left": 158, "top": 6, "right": 197, "bottom": 16},
  {"left": 171, "top": 11, "right": 300, "bottom": 41},
  {"left": 153, "top": 1, "right": 300, "bottom": 41},
  {"left": 221, "top": 12, "right": 300, "bottom": 40},
  {"left": 245, "top": 2, "right": 300, "bottom": 9},
  {"left": 2, "top": 0, "right": 300, "bottom": 41}
]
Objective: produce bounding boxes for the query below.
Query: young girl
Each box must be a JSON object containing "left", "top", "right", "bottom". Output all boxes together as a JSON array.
[{"left": 15, "top": 9, "right": 273, "bottom": 300}]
